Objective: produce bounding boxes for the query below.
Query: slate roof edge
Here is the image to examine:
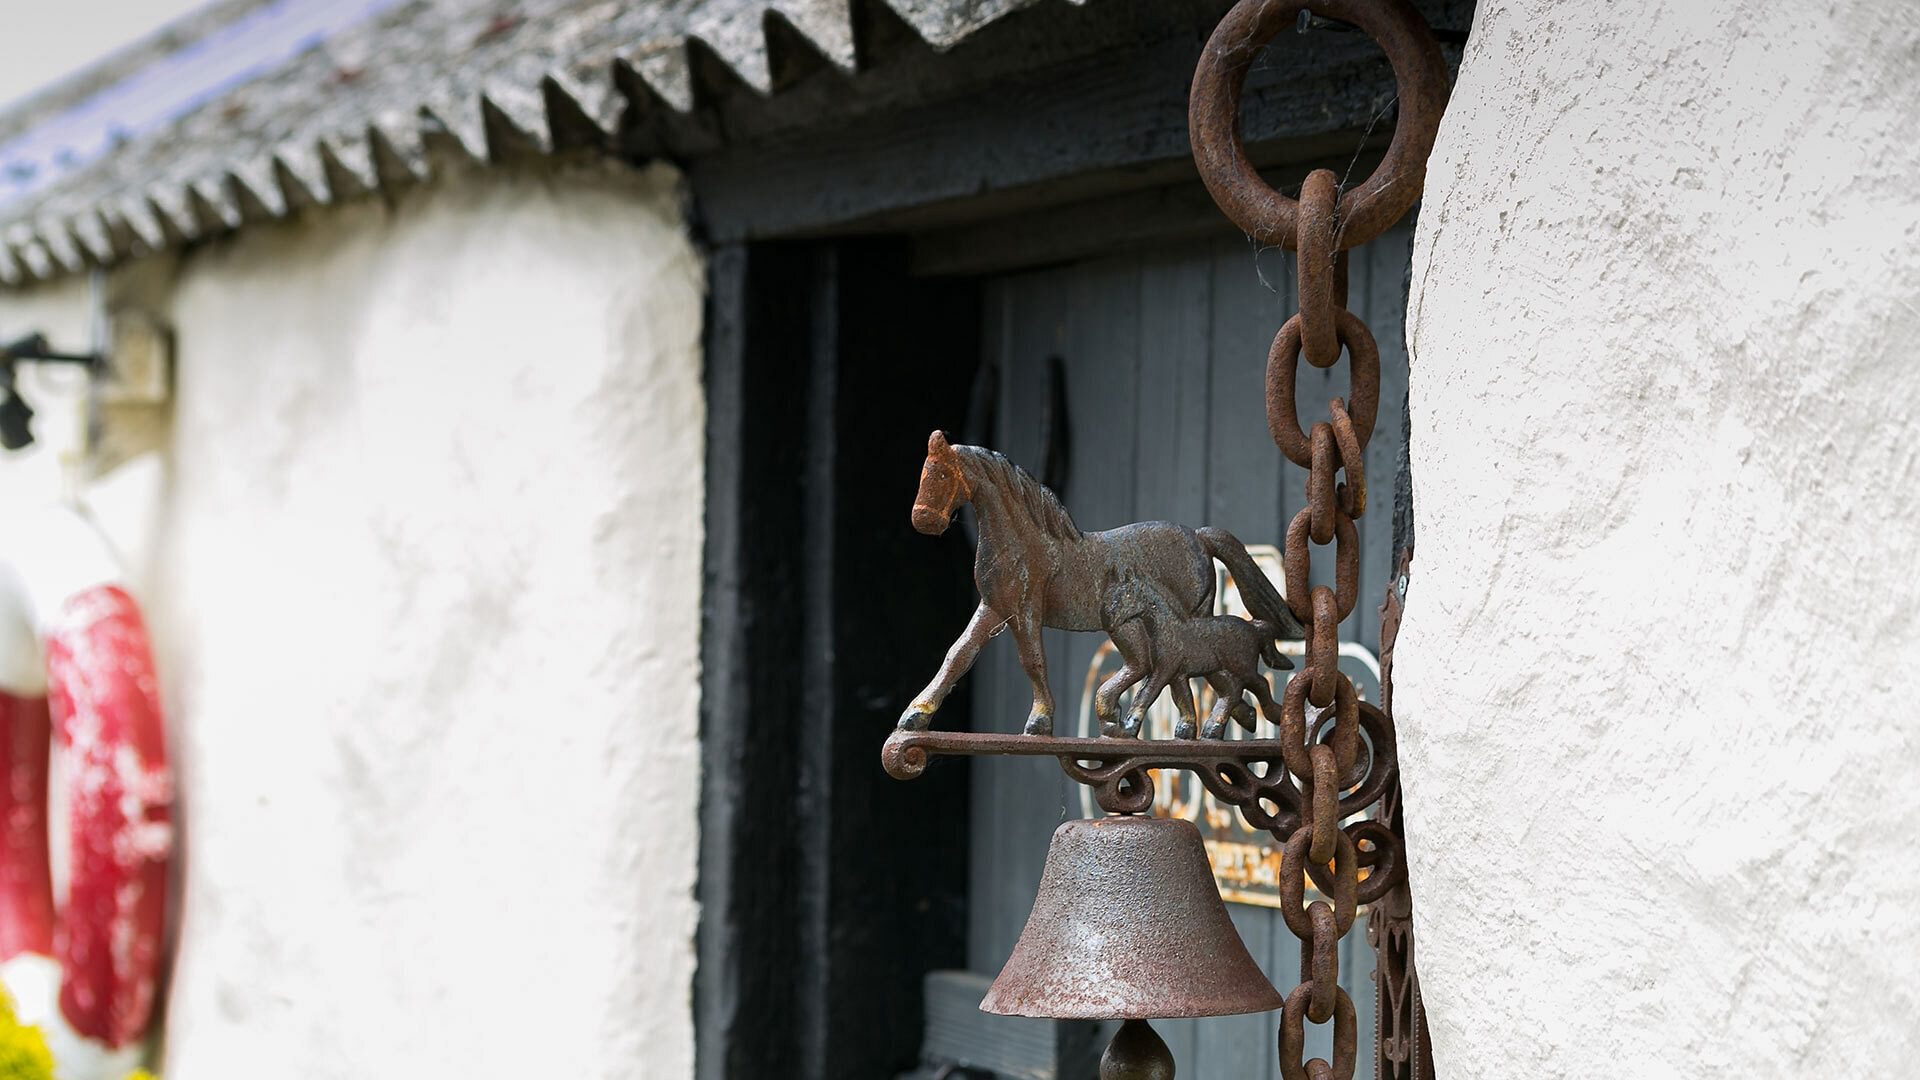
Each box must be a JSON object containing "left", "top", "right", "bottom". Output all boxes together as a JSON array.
[{"left": 0, "top": 0, "right": 1083, "bottom": 289}]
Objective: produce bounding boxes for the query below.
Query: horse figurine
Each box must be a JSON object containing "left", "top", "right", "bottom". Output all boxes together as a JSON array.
[
  {"left": 903, "top": 430, "right": 1303, "bottom": 737},
  {"left": 1097, "top": 572, "right": 1281, "bottom": 740}
]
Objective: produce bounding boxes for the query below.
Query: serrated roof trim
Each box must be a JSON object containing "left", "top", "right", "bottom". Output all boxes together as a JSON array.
[{"left": 0, "top": 0, "right": 1059, "bottom": 286}]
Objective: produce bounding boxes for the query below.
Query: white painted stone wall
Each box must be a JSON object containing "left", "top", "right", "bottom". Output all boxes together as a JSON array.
[
  {"left": 1399, "top": 2, "right": 1920, "bottom": 1075},
  {"left": 0, "top": 162, "right": 706, "bottom": 1079}
]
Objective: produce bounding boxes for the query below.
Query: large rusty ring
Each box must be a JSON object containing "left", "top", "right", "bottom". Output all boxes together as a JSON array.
[
  {"left": 1287, "top": 694, "right": 1399, "bottom": 823},
  {"left": 1333, "top": 701, "right": 1396, "bottom": 820},
  {"left": 1190, "top": 0, "right": 1449, "bottom": 250},
  {"left": 1309, "top": 818, "right": 1407, "bottom": 905},
  {"left": 1306, "top": 682, "right": 1361, "bottom": 781}
]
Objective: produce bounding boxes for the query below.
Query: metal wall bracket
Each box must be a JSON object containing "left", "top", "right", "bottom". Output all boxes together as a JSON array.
[{"left": 882, "top": 726, "right": 1406, "bottom": 906}]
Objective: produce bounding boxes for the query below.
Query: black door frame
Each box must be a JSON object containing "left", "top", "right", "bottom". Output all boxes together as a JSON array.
[{"left": 698, "top": 240, "right": 980, "bottom": 1079}]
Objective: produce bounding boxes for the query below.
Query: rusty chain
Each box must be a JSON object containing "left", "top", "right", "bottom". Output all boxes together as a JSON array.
[{"left": 1190, "top": 2, "right": 1446, "bottom": 1077}]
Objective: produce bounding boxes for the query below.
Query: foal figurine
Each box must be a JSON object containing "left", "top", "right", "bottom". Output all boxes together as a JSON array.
[
  {"left": 1096, "top": 573, "right": 1281, "bottom": 741},
  {"left": 903, "top": 430, "right": 1301, "bottom": 737}
]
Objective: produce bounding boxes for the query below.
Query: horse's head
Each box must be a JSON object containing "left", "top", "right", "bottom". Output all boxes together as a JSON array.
[{"left": 913, "top": 430, "right": 971, "bottom": 535}]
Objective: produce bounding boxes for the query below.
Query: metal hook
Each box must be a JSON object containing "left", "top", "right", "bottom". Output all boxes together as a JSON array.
[{"left": 0, "top": 333, "right": 104, "bottom": 451}]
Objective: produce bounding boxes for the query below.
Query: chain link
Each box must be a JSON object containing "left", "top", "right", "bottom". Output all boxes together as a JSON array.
[
  {"left": 1297, "top": 169, "right": 1343, "bottom": 368},
  {"left": 1191, "top": 2, "right": 1448, "bottom": 1074},
  {"left": 1274, "top": 243, "right": 1379, "bottom": 1075}
]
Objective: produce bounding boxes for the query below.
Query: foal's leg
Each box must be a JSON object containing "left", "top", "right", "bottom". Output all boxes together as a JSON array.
[
  {"left": 1124, "top": 669, "right": 1174, "bottom": 740},
  {"left": 1200, "top": 674, "right": 1244, "bottom": 740},
  {"left": 1096, "top": 617, "right": 1153, "bottom": 736},
  {"left": 1095, "top": 665, "right": 1148, "bottom": 738},
  {"left": 1168, "top": 675, "right": 1202, "bottom": 741},
  {"left": 1247, "top": 674, "right": 1282, "bottom": 733},
  {"left": 899, "top": 601, "right": 1001, "bottom": 730},
  {"left": 1011, "top": 607, "right": 1056, "bottom": 735}
]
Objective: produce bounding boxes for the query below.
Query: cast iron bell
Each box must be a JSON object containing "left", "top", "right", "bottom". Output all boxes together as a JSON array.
[{"left": 982, "top": 815, "right": 1283, "bottom": 1077}]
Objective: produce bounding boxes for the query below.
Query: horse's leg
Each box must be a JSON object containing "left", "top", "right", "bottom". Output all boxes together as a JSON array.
[
  {"left": 1096, "top": 618, "right": 1153, "bottom": 737},
  {"left": 899, "top": 601, "right": 1001, "bottom": 730},
  {"left": 1011, "top": 608, "right": 1056, "bottom": 735}
]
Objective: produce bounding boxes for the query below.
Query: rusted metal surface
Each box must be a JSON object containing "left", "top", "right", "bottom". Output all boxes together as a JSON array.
[
  {"left": 1098, "top": 573, "right": 1281, "bottom": 740},
  {"left": 1329, "top": 398, "right": 1367, "bottom": 517},
  {"left": 1188, "top": 2, "right": 1448, "bottom": 1077},
  {"left": 980, "top": 817, "right": 1285, "bottom": 1020},
  {"left": 1281, "top": 984, "right": 1355, "bottom": 1080},
  {"left": 1189, "top": 0, "right": 1449, "bottom": 251},
  {"left": 900, "top": 430, "right": 1303, "bottom": 739},
  {"left": 884, "top": 715, "right": 1398, "bottom": 835},
  {"left": 1296, "top": 169, "right": 1344, "bottom": 367},
  {"left": 1268, "top": 312, "right": 1380, "bottom": 466}
]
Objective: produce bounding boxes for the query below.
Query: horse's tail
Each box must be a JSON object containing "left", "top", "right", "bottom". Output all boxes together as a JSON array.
[{"left": 1196, "top": 526, "right": 1304, "bottom": 669}]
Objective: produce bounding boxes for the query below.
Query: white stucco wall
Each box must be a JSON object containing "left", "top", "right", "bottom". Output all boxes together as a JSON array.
[
  {"left": 5, "top": 161, "right": 706, "bottom": 1078},
  {"left": 1399, "top": 2, "right": 1920, "bottom": 1075},
  {"left": 155, "top": 164, "right": 705, "bottom": 1079}
]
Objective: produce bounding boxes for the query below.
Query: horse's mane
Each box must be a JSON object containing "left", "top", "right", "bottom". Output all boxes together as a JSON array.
[{"left": 956, "top": 445, "right": 1080, "bottom": 542}]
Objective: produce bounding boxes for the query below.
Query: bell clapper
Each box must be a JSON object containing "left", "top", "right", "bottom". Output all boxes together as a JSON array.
[{"left": 1101, "top": 1018, "right": 1175, "bottom": 1080}]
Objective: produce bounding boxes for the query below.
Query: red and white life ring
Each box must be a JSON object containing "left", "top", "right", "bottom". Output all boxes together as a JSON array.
[{"left": 0, "top": 505, "right": 171, "bottom": 1076}]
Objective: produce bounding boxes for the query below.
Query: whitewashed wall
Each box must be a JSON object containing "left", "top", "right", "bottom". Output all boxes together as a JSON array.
[
  {"left": 1399, "top": 1, "right": 1920, "bottom": 1075},
  {"left": 0, "top": 162, "right": 706, "bottom": 1079}
]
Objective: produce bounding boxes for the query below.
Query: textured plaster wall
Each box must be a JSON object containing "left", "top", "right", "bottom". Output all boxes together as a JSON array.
[
  {"left": 1398, "top": 1, "right": 1920, "bottom": 1075},
  {"left": 136, "top": 164, "right": 705, "bottom": 1079}
]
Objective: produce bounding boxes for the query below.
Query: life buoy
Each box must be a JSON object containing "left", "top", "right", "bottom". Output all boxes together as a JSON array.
[{"left": 0, "top": 505, "right": 171, "bottom": 1076}]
